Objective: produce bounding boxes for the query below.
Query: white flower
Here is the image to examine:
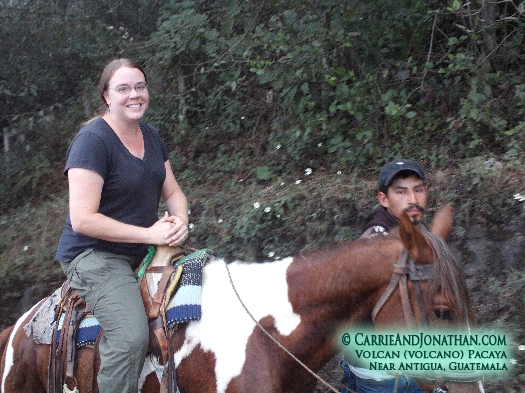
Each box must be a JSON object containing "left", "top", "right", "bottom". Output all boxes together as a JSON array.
[
  {"left": 268, "top": 251, "right": 275, "bottom": 257},
  {"left": 295, "top": 180, "right": 302, "bottom": 184},
  {"left": 189, "top": 223, "right": 194, "bottom": 229},
  {"left": 519, "top": 345, "right": 525, "bottom": 351},
  {"left": 280, "top": 182, "right": 285, "bottom": 186},
  {"left": 337, "top": 171, "right": 342, "bottom": 175},
  {"left": 317, "top": 143, "right": 322, "bottom": 147},
  {"left": 305, "top": 168, "right": 312, "bottom": 175},
  {"left": 23, "top": 245, "right": 29, "bottom": 251},
  {"left": 241, "top": 116, "right": 245, "bottom": 120},
  {"left": 264, "top": 207, "right": 271, "bottom": 213},
  {"left": 276, "top": 144, "right": 281, "bottom": 150},
  {"left": 514, "top": 193, "right": 525, "bottom": 202},
  {"left": 188, "top": 209, "right": 192, "bottom": 214},
  {"left": 218, "top": 219, "right": 223, "bottom": 223},
  {"left": 254, "top": 202, "right": 260, "bottom": 209}
]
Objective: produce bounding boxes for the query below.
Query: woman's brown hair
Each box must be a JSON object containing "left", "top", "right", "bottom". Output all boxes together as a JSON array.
[{"left": 98, "top": 58, "right": 147, "bottom": 108}]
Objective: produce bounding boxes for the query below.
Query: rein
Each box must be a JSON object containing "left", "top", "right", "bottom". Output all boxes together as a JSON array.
[
  {"left": 225, "top": 256, "right": 428, "bottom": 393},
  {"left": 225, "top": 234, "right": 482, "bottom": 393},
  {"left": 225, "top": 263, "right": 341, "bottom": 393}
]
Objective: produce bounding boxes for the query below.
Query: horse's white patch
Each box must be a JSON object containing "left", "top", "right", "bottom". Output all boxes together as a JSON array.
[
  {"left": 174, "top": 257, "right": 300, "bottom": 393},
  {"left": 138, "top": 355, "right": 164, "bottom": 392},
  {"left": 1, "top": 302, "right": 41, "bottom": 393}
]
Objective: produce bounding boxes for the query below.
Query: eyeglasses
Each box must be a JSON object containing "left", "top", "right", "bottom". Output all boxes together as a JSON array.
[{"left": 111, "top": 83, "right": 148, "bottom": 95}]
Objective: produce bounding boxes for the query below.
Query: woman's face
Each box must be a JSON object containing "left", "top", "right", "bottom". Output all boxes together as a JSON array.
[{"left": 104, "top": 66, "right": 149, "bottom": 123}]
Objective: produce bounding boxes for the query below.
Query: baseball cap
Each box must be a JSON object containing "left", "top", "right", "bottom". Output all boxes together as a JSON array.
[{"left": 378, "top": 159, "right": 425, "bottom": 193}]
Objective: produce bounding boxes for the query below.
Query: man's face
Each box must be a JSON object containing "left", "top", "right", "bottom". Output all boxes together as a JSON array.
[{"left": 378, "top": 174, "right": 428, "bottom": 224}]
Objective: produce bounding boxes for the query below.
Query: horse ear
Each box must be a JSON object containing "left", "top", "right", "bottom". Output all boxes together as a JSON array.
[
  {"left": 398, "top": 212, "right": 434, "bottom": 264},
  {"left": 430, "top": 205, "right": 453, "bottom": 240}
]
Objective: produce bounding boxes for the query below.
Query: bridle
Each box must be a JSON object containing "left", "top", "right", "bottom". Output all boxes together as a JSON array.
[
  {"left": 371, "top": 234, "right": 485, "bottom": 392},
  {"left": 370, "top": 249, "right": 448, "bottom": 393},
  {"left": 372, "top": 248, "right": 435, "bottom": 329}
]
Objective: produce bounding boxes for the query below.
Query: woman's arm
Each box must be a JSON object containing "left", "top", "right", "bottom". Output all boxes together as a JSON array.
[
  {"left": 160, "top": 161, "right": 189, "bottom": 246},
  {"left": 68, "top": 167, "right": 174, "bottom": 245}
]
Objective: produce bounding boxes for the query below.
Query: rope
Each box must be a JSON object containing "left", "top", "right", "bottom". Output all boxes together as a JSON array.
[
  {"left": 393, "top": 376, "right": 399, "bottom": 393},
  {"left": 225, "top": 263, "right": 342, "bottom": 393}
]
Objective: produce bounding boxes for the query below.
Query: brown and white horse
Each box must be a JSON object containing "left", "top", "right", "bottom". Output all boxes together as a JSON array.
[{"left": 0, "top": 207, "right": 483, "bottom": 393}]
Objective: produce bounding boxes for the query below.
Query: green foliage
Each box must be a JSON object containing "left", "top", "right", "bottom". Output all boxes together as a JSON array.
[
  {"left": 0, "top": 0, "right": 147, "bottom": 211},
  {"left": 474, "top": 268, "right": 525, "bottom": 386},
  {"left": 2, "top": 0, "right": 525, "bottom": 213},
  {"left": 181, "top": 171, "right": 367, "bottom": 262}
]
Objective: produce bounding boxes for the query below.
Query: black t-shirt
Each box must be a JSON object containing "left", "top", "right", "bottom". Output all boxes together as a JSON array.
[{"left": 55, "top": 117, "right": 168, "bottom": 263}]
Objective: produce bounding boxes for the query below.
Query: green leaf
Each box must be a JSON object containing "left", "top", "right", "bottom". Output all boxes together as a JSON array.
[
  {"left": 300, "top": 83, "right": 309, "bottom": 94},
  {"left": 447, "top": 0, "right": 461, "bottom": 12},
  {"left": 254, "top": 166, "right": 273, "bottom": 180}
]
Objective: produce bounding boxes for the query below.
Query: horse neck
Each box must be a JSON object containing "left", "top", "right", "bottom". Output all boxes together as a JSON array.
[{"left": 287, "top": 238, "right": 402, "bottom": 326}]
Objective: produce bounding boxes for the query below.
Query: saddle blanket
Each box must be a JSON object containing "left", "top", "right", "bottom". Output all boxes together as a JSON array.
[
  {"left": 164, "top": 248, "right": 212, "bottom": 327},
  {"left": 24, "top": 249, "right": 212, "bottom": 347},
  {"left": 55, "top": 314, "right": 102, "bottom": 348},
  {"left": 23, "top": 287, "right": 102, "bottom": 348}
]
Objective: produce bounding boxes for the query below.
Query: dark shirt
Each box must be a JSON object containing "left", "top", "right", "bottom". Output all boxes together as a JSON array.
[
  {"left": 360, "top": 207, "right": 398, "bottom": 238},
  {"left": 55, "top": 117, "right": 168, "bottom": 263}
]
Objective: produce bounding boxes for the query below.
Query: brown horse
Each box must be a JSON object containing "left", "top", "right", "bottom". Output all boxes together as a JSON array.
[{"left": 0, "top": 207, "right": 483, "bottom": 393}]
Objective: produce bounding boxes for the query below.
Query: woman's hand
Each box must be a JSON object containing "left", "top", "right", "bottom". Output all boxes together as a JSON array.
[
  {"left": 146, "top": 212, "right": 188, "bottom": 247},
  {"left": 163, "top": 212, "right": 189, "bottom": 247}
]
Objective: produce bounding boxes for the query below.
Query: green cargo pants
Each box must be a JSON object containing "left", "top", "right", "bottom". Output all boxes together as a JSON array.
[{"left": 60, "top": 248, "right": 149, "bottom": 393}]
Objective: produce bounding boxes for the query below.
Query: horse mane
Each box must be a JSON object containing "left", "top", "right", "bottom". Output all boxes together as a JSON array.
[
  {"left": 287, "top": 234, "right": 403, "bottom": 316},
  {"left": 420, "top": 227, "right": 472, "bottom": 325},
  {"left": 295, "top": 223, "right": 472, "bottom": 327}
]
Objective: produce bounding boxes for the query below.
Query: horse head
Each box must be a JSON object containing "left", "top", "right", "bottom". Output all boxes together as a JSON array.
[{"left": 372, "top": 206, "right": 482, "bottom": 392}]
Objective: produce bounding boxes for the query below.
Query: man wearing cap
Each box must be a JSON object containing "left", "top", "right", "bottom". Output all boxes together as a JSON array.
[{"left": 339, "top": 159, "right": 428, "bottom": 393}]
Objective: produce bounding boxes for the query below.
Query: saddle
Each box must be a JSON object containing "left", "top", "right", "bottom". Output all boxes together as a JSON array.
[
  {"left": 139, "top": 246, "right": 190, "bottom": 393},
  {"left": 48, "top": 282, "right": 89, "bottom": 393},
  {"left": 48, "top": 246, "right": 194, "bottom": 393}
]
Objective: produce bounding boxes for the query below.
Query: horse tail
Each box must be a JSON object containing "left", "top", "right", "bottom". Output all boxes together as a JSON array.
[{"left": 0, "top": 325, "right": 14, "bottom": 356}]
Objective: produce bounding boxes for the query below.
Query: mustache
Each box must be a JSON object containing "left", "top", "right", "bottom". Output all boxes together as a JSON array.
[{"left": 404, "top": 204, "right": 425, "bottom": 214}]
